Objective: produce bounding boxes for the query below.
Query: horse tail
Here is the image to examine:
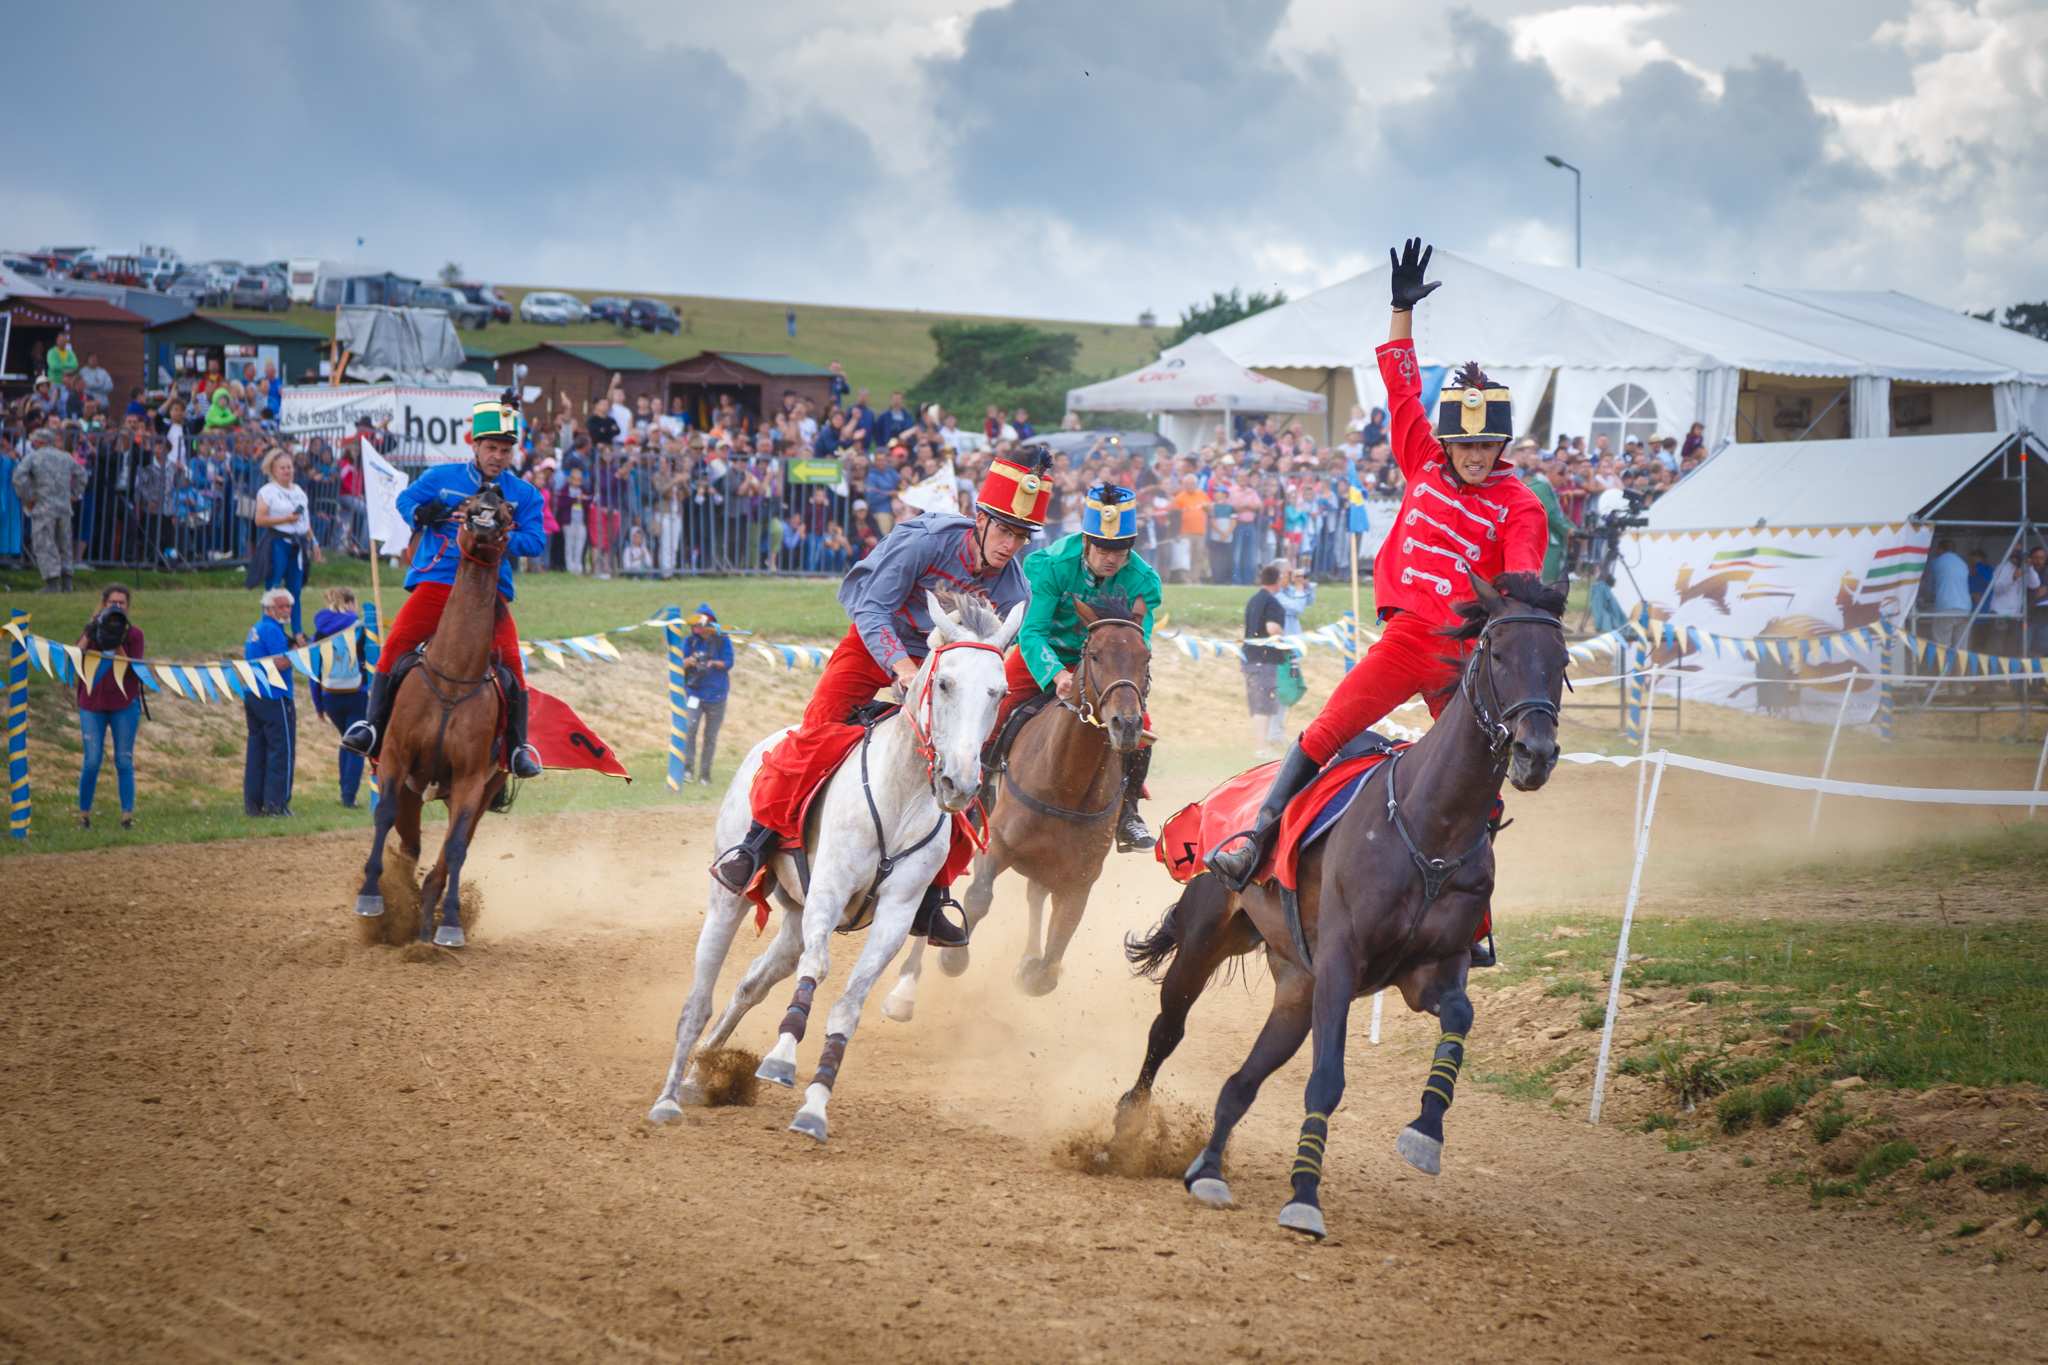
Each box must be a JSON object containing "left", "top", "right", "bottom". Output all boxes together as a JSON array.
[{"left": 1124, "top": 893, "right": 1185, "bottom": 981}]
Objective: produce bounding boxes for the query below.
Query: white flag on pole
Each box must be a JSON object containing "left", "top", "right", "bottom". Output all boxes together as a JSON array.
[
  {"left": 897, "top": 462, "right": 958, "bottom": 517},
  {"left": 360, "top": 440, "right": 412, "bottom": 556}
]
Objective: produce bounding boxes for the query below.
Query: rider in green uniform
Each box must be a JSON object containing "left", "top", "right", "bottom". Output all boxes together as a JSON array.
[{"left": 998, "top": 484, "right": 1163, "bottom": 851}]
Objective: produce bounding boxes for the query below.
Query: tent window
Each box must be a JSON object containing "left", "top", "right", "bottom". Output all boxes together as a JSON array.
[{"left": 1590, "top": 383, "right": 1657, "bottom": 452}]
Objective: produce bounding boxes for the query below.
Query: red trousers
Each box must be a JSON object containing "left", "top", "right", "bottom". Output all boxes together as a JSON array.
[
  {"left": 1299, "top": 609, "right": 1468, "bottom": 765},
  {"left": 750, "top": 627, "right": 896, "bottom": 841},
  {"left": 377, "top": 581, "right": 527, "bottom": 686}
]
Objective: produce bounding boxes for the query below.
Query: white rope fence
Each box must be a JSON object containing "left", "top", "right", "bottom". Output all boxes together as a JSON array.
[{"left": 1576, "top": 747, "right": 2048, "bottom": 1124}]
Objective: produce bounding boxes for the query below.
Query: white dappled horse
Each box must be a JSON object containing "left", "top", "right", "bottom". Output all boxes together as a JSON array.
[{"left": 648, "top": 591, "right": 1022, "bottom": 1142}]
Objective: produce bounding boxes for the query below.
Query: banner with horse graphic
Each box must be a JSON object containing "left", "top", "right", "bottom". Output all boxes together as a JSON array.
[{"left": 1614, "top": 523, "right": 1929, "bottom": 724}]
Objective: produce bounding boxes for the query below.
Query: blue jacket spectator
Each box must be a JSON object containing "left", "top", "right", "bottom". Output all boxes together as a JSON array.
[
  {"left": 681, "top": 602, "right": 735, "bottom": 705},
  {"left": 875, "top": 395, "right": 917, "bottom": 445},
  {"left": 243, "top": 589, "right": 298, "bottom": 817},
  {"left": 863, "top": 461, "right": 901, "bottom": 508},
  {"left": 396, "top": 460, "right": 548, "bottom": 601}
]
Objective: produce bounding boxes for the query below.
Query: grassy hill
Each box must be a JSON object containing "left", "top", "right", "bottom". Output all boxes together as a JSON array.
[{"left": 276, "top": 289, "right": 1171, "bottom": 404}]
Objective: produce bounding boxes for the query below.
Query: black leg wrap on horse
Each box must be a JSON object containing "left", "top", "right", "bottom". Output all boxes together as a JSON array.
[
  {"left": 813, "top": 1032, "right": 849, "bottom": 1092},
  {"left": 779, "top": 976, "right": 817, "bottom": 1041},
  {"left": 1407, "top": 988, "right": 1473, "bottom": 1149},
  {"left": 1289, "top": 1111, "right": 1330, "bottom": 1205}
]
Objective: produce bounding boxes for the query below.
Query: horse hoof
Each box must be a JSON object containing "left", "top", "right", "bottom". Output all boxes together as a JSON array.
[
  {"left": 1188, "top": 1178, "right": 1235, "bottom": 1209},
  {"left": 880, "top": 995, "right": 914, "bottom": 1024},
  {"left": 1277, "top": 1202, "right": 1326, "bottom": 1239},
  {"left": 1395, "top": 1126, "right": 1444, "bottom": 1176},
  {"left": 648, "top": 1098, "right": 684, "bottom": 1124},
  {"left": 353, "top": 894, "right": 384, "bottom": 918},
  {"left": 432, "top": 925, "right": 466, "bottom": 948},
  {"left": 1013, "top": 958, "right": 1060, "bottom": 997},
  {"left": 674, "top": 1080, "right": 707, "bottom": 1107},
  {"left": 788, "top": 1109, "right": 828, "bottom": 1143},
  {"left": 937, "top": 945, "right": 971, "bottom": 978},
  {"left": 755, "top": 1057, "right": 798, "bottom": 1089}
]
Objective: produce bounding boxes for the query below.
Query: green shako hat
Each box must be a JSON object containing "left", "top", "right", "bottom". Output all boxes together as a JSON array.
[{"left": 471, "top": 391, "right": 522, "bottom": 443}]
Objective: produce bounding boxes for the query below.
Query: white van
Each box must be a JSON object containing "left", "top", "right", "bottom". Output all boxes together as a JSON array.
[{"left": 288, "top": 257, "right": 349, "bottom": 305}]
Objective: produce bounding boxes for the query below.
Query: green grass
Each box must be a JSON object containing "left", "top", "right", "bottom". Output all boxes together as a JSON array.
[
  {"left": 1545, "top": 978, "right": 1596, "bottom": 999},
  {"left": 1471, "top": 1048, "right": 1587, "bottom": 1105},
  {"left": 1715, "top": 1087, "right": 1758, "bottom": 1134},
  {"left": 1856, "top": 1139, "right": 1921, "bottom": 1183},
  {"left": 269, "top": 295, "right": 1170, "bottom": 413},
  {"left": 1813, "top": 1110, "right": 1851, "bottom": 1145},
  {"left": 1578, "top": 1004, "right": 1607, "bottom": 1031},
  {"left": 1974, "top": 1161, "right": 2047, "bottom": 1193},
  {"left": 1488, "top": 893, "right": 2048, "bottom": 1093}
]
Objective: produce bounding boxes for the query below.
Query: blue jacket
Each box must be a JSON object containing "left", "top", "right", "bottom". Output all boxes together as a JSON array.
[
  {"left": 680, "top": 603, "right": 735, "bottom": 705},
  {"left": 244, "top": 614, "right": 293, "bottom": 699},
  {"left": 839, "top": 511, "right": 1030, "bottom": 671},
  {"left": 396, "top": 461, "right": 548, "bottom": 602}
]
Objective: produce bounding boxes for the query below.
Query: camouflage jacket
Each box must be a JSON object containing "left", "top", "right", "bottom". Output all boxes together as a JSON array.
[{"left": 10, "top": 445, "right": 90, "bottom": 511}]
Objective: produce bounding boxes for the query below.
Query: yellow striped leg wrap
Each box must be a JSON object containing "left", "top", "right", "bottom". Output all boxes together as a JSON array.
[
  {"left": 1290, "top": 1112, "right": 1330, "bottom": 1181},
  {"left": 1424, "top": 1032, "right": 1466, "bottom": 1109}
]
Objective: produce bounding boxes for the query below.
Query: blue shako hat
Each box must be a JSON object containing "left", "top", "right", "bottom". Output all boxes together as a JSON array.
[{"left": 1082, "top": 484, "right": 1139, "bottom": 549}]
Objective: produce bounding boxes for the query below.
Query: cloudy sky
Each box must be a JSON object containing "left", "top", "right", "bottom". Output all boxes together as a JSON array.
[{"left": 10, "top": 0, "right": 2045, "bottom": 323}]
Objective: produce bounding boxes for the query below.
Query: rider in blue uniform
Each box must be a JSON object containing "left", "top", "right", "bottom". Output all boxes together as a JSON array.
[{"left": 341, "top": 396, "right": 550, "bottom": 778}]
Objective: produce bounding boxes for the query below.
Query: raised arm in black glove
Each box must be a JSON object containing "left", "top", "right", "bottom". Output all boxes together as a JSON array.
[
  {"left": 412, "top": 499, "right": 451, "bottom": 531},
  {"left": 1389, "top": 238, "right": 1442, "bottom": 312}
]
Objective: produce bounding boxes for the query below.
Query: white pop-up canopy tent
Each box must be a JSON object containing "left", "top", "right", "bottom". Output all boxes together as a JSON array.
[
  {"left": 1614, "top": 429, "right": 2048, "bottom": 724},
  {"left": 1065, "top": 334, "right": 1327, "bottom": 456},
  {"left": 1194, "top": 251, "right": 2048, "bottom": 452}
]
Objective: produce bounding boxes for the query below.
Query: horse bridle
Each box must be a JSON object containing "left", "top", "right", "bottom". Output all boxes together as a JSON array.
[
  {"left": 1061, "top": 617, "right": 1150, "bottom": 730},
  {"left": 1461, "top": 611, "right": 1566, "bottom": 764},
  {"left": 906, "top": 638, "right": 1007, "bottom": 792}
]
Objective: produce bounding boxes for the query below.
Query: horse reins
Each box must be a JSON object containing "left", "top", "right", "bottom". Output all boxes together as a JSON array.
[
  {"left": 1461, "top": 611, "right": 1565, "bottom": 764},
  {"left": 1351, "top": 609, "right": 1565, "bottom": 993},
  {"left": 1060, "top": 616, "right": 1150, "bottom": 731}
]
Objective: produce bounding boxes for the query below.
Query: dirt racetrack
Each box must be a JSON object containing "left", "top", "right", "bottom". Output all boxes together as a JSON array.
[{"left": 4, "top": 759, "right": 2046, "bottom": 1364}]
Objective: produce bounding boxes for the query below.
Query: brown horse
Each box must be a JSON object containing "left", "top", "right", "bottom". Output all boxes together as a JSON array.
[
  {"left": 882, "top": 595, "right": 1150, "bottom": 1016},
  {"left": 1116, "top": 572, "right": 1568, "bottom": 1239},
  {"left": 352, "top": 487, "right": 512, "bottom": 948}
]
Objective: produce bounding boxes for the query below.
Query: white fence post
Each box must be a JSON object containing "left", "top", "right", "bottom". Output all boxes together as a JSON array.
[{"left": 1591, "top": 750, "right": 1669, "bottom": 1126}]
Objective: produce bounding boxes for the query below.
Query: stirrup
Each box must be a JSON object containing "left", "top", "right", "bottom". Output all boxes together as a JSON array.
[
  {"left": 1470, "top": 933, "right": 1498, "bottom": 969},
  {"left": 913, "top": 885, "right": 970, "bottom": 947},
  {"left": 509, "top": 743, "right": 542, "bottom": 779},
  {"left": 339, "top": 721, "right": 377, "bottom": 757},
  {"left": 1204, "top": 832, "right": 1263, "bottom": 892}
]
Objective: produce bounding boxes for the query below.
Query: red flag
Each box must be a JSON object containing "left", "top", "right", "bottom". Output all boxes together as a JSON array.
[{"left": 528, "top": 687, "right": 630, "bottom": 779}]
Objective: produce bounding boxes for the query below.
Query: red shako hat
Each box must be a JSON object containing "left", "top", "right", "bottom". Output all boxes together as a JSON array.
[{"left": 975, "top": 447, "right": 1054, "bottom": 530}]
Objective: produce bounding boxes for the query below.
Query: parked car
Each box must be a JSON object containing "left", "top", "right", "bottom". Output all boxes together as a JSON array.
[
  {"left": 166, "top": 272, "right": 229, "bottom": 308},
  {"left": 230, "top": 273, "right": 292, "bottom": 312},
  {"left": 455, "top": 282, "right": 512, "bottom": 323},
  {"left": 587, "top": 295, "right": 631, "bottom": 325},
  {"left": 409, "top": 284, "right": 491, "bottom": 330},
  {"left": 626, "top": 298, "right": 682, "bottom": 334},
  {"left": 2, "top": 254, "right": 46, "bottom": 277},
  {"left": 518, "top": 290, "right": 589, "bottom": 324}
]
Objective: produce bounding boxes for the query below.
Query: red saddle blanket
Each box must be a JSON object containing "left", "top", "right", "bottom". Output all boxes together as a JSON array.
[
  {"left": 1155, "top": 749, "right": 1399, "bottom": 891},
  {"left": 745, "top": 721, "right": 986, "bottom": 929}
]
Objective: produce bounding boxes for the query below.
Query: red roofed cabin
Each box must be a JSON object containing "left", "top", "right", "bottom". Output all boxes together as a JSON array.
[
  {"left": 654, "top": 351, "right": 835, "bottom": 438},
  {"left": 490, "top": 341, "right": 665, "bottom": 438},
  {"left": 0, "top": 295, "right": 149, "bottom": 409}
]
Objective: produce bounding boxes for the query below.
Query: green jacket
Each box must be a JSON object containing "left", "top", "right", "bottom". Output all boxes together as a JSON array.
[
  {"left": 1524, "top": 472, "right": 1573, "bottom": 581},
  {"left": 1017, "top": 533, "right": 1163, "bottom": 688}
]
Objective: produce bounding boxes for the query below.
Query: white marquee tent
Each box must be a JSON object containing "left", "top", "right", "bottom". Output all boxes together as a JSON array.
[
  {"left": 1193, "top": 251, "right": 2048, "bottom": 453},
  {"left": 1065, "top": 334, "right": 1326, "bottom": 455}
]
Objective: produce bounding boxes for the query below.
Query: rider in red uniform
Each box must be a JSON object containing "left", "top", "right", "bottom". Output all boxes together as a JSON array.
[{"left": 1206, "top": 240, "right": 1550, "bottom": 964}]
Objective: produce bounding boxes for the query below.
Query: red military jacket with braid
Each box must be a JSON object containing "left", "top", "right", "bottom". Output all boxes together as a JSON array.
[{"left": 1371, "top": 339, "right": 1548, "bottom": 626}]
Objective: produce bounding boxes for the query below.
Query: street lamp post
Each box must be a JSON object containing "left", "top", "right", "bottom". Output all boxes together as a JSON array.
[{"left": 1545, "top": 155, "right": 1581, "bottom": 268}]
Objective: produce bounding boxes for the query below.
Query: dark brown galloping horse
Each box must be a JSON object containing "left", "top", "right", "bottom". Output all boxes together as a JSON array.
[
  {"left": 881, "top": 596, "right": 1151, "bottom": 1019},
  {"left": 1116, "top": 572, "right": 1568, "bottom": 1239},
  {"left": 353, "top": 487, "right": 513, "bottom": 948}
]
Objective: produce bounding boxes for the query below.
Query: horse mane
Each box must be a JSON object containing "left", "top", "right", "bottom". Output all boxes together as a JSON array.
[
  {"left": 933, "top": 589, "right": 1003, "bottom": 641},
  {"left": 1079, "top": 591, "right": 1140, "bottom": 624},
  {"left": 1443, "top": 572, "right": 1568, "bottom": 642}
]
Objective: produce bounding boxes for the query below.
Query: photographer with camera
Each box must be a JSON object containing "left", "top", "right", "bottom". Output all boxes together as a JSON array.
[
  {"left": 677, "top": 604, "right": 733, "bottom": 785},
  {"left": 75, "top": 582, "right": 144, "bottom": 831}
]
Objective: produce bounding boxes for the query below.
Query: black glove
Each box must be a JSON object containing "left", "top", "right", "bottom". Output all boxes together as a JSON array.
[
  {"left": 412, "top": 500, "right": 451, "bottom": 531},
  {"left": 1390, "top": 238, "right": 1441, "bottom": 312}
]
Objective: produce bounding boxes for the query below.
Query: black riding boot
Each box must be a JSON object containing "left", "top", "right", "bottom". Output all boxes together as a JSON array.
[
  {"left": 711, "top": 821, "right": 780, "bottom": 893},
  {"left": 910, "top": 883, "right": 969, "bottom": 948},
  {"left": 1204, "top": 742, "right": 1321, "bottom": 892},
  {"left": 340, "top": 671, "right": 391, "bottom": 759},
  {"left": 1116, "top": 745, "right": 1155, "bottom": 853},
  {"left": 1470, "top": 933, "right": 1499, "bottom": 969},
  {"left": 503, "top": 685, "right": 542, "bottom": 779}
]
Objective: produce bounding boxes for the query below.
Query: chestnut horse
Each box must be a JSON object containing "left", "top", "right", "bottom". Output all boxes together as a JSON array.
[
  {"left": 1115, "top": 572, "right": 1568, "bottom": 1239},
  {"left": 882, "top": 595, "right": 1150, "bottom": 1017},
  {"left": 352, "top": 487, "right": 512, "bottom": 948}
]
